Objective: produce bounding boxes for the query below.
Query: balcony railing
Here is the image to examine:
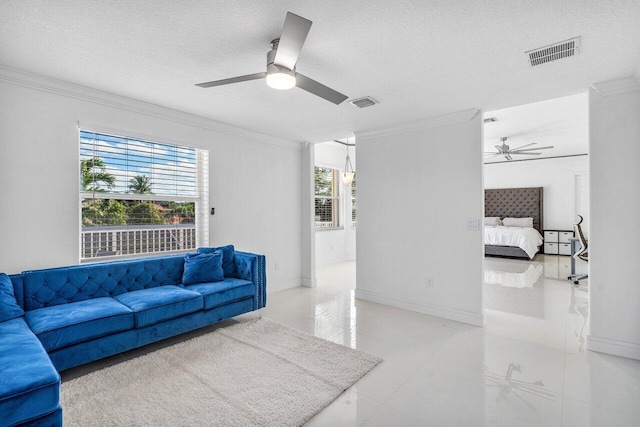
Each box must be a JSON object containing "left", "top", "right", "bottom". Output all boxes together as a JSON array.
[
  {"left": 315, "top": 221, "right": 333, "bottom": 228},
  {"left": 81, "top": 224, "right": 196, "bottom": 259}
]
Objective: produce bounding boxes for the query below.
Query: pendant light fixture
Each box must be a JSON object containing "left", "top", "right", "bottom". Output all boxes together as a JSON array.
[{"left": 342, "top": 138, "right": 355, "bottom": 186}]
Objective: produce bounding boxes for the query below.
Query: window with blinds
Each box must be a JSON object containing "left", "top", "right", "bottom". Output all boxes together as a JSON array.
[
  {"left": 79, "top": 130, "right": 208, "bottom": 260},
  {"left": 314, "top": 167, "right": 341, "bottom": 229},
  {"left": 351, "top": 176, "right": 356, "bottom": 227}
]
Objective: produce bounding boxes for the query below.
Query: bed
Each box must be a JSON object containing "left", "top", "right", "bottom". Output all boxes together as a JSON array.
[{"left": 484, "top": 187, "right": 544, "bottom": 260}]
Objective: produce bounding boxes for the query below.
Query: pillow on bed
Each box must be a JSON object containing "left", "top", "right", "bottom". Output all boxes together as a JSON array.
[
  {"left": 502, "top": 217, "right": 533, "bottom": 228},
  {"left": 484, "top": 217, "right": 502, "bottom": 226}
]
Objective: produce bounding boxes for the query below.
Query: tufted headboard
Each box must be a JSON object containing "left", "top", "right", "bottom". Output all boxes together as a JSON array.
[{"left": 485, "top": 187, "right": 544, "bottom": 233}]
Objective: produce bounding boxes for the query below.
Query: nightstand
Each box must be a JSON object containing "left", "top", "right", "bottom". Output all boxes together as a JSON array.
[{"left": 543, "top": 230, "right": 574, "bottom": 255}]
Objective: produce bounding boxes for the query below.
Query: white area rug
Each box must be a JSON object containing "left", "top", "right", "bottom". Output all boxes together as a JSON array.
[{"left": 61, "top": 318, "right": 382, "bottom": 426}]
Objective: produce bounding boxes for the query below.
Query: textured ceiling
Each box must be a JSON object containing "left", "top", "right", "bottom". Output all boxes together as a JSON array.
[
  {"left": 483, "top": 92, "right": 589, "bottom": 163},
  {"left": 1, "top": 0, "right": 639, "bottom": 143}
]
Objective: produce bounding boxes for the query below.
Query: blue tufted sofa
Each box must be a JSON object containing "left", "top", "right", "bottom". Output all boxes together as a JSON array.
[{"left": 0, "top": 248, "right": 266, "bottom": 426}]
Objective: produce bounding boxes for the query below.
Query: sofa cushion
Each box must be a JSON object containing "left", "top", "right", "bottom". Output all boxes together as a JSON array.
[
  {"left": 25, "top": 297, "right": 134, "bottom": 352},
  {"left": 185, "top": 278, "right": 254, "bottom": 310},
  {"left": 114, "top": 285, "right": 203, "bottom": 328},
  {"left": 0, "top": 318, "right": 60, "bottom": 427},
  {"left": 0, "top": 273, "right": 24, "bottom": 322},
  {"left": 198, "top": 244, "right": 236, "bottom": 277},
  {"left": 182, "top": 252, "right": 224, "bottom": 285}
]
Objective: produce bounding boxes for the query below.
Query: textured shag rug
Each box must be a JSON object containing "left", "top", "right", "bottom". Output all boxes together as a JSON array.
[{"left": 60, "top": 318, "right": 382, "bottom": 426}]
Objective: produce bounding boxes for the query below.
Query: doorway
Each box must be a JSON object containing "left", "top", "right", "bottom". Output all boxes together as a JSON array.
[
  {"left": 313, "top": 140, "right": 356, "bottom": 288},
  {"left": 482, "top": 93, "right": 590, "bottom": 330}
]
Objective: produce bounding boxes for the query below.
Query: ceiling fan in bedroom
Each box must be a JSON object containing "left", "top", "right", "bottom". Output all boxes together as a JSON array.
[
  {"left": 195, "top": 12, "right": 348, "bottom": 105},
  {"left": 485, "top": 137, "right": 554, "bottom": 161}
]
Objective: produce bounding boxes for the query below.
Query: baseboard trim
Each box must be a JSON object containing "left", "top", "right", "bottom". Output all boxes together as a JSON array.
[
  {"left": 586, "top": 334, "right": 640, "bottom": 360},
  {"left": 354, "top": 289, "right": 485, "bottom": 327},
  {"left": 268, "top": 278, "right": 302, "bottom": 293},
  {"left": 300, "top": 277, "right": 317, "bottom": 288}
]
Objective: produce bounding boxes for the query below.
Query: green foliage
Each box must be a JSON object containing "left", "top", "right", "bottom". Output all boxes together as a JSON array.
[
  {"left": 165, "top": 201, "right": 195, "bottom": 223},
  {"left": 82, "top": 199, "right": 127, "bottom": 226},
  {"left": 81, "top": 157, "right": 115, "bottom": 192},
  {"left": 314, "top": 167, "right": 334, "bottom": 196},
  {"left": 129, "top": 175, "right": 152, "bottom": 194},
  {"left": 127, "top": 202, "right": 165, "bottom": 224}
]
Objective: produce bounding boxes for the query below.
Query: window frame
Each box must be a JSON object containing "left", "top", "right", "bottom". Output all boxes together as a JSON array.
[
  {"left": 350, "top": 175, "right": 356, "bottom": 228},
  {"left": 314, "top": 166, "right": 342, "bottom": 230},
  {"left": 79, "top": 129, "right": 209, "bottom": 262}
]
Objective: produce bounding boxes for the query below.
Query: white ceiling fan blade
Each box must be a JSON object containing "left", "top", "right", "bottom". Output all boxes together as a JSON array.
[
  {"left": 510, "top": 142, "right": 537, "bottom": 151},
  {"left": 505, "top": 154, "right": 513, "bottom": 160},
  {"left": 295, "top": 73, "right": 348, "bottom": 105},
  {"left": 195, "top": 72, "right": 267, "bottom": 88},
  {"left": 485, "top": 153, "right": 501, "bottom": 159},
  {"left": 274, "top": 12, "right": 312, "bottom": 70},
  {"left": 512, "top": 146, "right": 554, "bottom": 152},
  {"left": 510, "top": 152, "right": 542, "bottom": 155}
]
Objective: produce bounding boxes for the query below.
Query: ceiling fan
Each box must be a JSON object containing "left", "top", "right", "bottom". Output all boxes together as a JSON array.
[
  {"left": 485, "top": 137, "right": 554, "bottom": 161},
  {"left": 195, "top": 12, "right": 348, "bottom": 105}
]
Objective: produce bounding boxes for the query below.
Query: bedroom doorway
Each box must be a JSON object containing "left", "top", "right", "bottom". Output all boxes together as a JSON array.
[{"left": 481, "top": 93, "right": 589, "bottom": 336}]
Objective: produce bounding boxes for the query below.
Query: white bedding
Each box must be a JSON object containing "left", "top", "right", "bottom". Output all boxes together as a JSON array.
[{"left": 484, "top": 226, "right": 543, "bottom": 259}]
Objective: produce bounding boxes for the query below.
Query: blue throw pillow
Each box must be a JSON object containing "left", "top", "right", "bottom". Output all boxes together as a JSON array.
[
  {"left": 198, "top": 245, "right": 235, "bottom": 277},
  {"left": 0, "top": 273, "right": 24, "bottom": 322},
  {"left": 182, "top": 252, "right": 224, "bottom": 285}
]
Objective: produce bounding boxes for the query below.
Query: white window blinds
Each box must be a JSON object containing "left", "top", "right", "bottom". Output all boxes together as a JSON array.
[{"left": 79, "top": 130, "right": 208, "bottom": 260}]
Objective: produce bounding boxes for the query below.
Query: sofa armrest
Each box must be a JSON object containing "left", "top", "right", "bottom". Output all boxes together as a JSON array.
[{"left": 233, "top": 251, "right": 266, "bottom": 309}]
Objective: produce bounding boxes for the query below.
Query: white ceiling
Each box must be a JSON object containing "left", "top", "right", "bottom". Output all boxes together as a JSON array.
[
  {"left": 483, "top": 92, "right": 589, "bottom": 163},
  {"left": 1, "top": 1, "right": 639, "bottom": 143}
]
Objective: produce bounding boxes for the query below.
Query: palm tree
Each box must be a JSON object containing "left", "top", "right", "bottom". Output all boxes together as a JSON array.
[
  {"left": 129, "top": 175, "right": 152, "bottom": 194},
  {"left": 81, "top": 157, "right": 115, "bottom": 192}
]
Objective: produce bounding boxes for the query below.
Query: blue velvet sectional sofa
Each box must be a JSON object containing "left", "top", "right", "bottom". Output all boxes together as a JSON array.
[{"left": 0, "top": 247, "right": 266, "bottom": 426}]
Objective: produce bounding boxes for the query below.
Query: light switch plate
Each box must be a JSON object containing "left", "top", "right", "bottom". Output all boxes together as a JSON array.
[{"left": 466, "top": 219, "right": 480, "bottom": 230}]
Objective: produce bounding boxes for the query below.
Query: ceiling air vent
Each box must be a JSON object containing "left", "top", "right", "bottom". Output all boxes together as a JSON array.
[
  {"left": 526, "top": 37, "right": 581, "bottom": 67},
  {"left": 349, "top": 96, "right": 378, "bottom": 108}
]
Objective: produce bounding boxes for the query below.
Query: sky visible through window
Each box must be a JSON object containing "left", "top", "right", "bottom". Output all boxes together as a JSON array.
[{"left": 80, "top": 131, "right": 197, "bottom": 197}]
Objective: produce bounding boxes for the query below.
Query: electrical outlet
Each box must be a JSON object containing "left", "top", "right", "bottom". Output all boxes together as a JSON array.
[
  {"left": 427, "top": 278, "right": 434, "bottom": 288},
  {"left": 274, "top": 261, "right": 279, "bottom": 271}
]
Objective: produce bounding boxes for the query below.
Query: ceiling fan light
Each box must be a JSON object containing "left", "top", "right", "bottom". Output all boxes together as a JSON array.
[
  {"left": 266, "top": 62, "right": 296, "bottom": 90},
  {"left": 266, "top": 72, "right": 296, "bottom": 90}
]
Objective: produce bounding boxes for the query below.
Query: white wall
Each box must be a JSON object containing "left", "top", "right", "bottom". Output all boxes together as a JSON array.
[
  {"left": 314, "top": 142, "right": 356, "bottom": 266},
  {"left": 301, "top": 143, "right": 316, "bottom": 287},
  {"left": 484, "top": 156, "right": 589, "bottom": 232},
  {"left": 355, "top": 109, "right": 485, "bottom": 326},
  {"left": 0, "top": 69, "right": 302, "bottom": 292},
  {"left": 588, "top": 77, "right": 640, "bottom": 360}
]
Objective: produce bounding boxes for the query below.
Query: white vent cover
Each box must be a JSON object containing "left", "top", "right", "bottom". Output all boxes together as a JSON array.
[
  {"left": 526, "top": 37, "right": 581, "bottom": 67},
  {"left": 349, "top": 96, "right": 378, "bottom": 108}
]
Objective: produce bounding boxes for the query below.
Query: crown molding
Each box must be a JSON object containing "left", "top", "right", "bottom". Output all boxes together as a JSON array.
[
  {"left": 355, "top": 108, "right": 480, "bottom": 140},
  {"left": 0, "top": 65, "right": 302, "bottom": 150},
  {"left": 591, "top": 76, "right": 640, "bottom": 97}
]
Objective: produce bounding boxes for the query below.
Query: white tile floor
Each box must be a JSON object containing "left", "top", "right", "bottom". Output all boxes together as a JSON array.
[
  {"left": 261, "top": 256, "right": 640, "bottom": 427},
  {"left": 60, "top": 255, "right": 640, "bottom": 426}
]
